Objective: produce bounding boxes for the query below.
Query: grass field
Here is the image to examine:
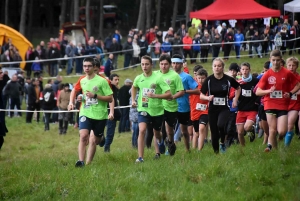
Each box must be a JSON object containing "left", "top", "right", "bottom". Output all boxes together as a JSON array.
[{"left": 1, "top": 52, "right": 300, "bottom": 200}]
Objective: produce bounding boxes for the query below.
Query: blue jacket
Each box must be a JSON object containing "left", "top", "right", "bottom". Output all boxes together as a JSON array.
[
  {"left": 104, "top": 58, "right": 113, "bottom": 77},
  {"left": 234, "top": 33, "right": 244, "bottom": 46},
  {"left": 31, "top": 62, "right": 42, "bottom": 71},
  {"left": 161, "top": 42, "right": 172, "bottom": 53},
  {"left": 192, "top": 38, "right": 201, "bottom": 51}
]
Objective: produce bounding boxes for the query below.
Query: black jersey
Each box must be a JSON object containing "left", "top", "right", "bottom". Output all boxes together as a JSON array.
[
  {"left": 237, "top": 77, "right": 260, "bottom": 111},
  {"left": 201, "top": 74, "right": 240, "bottom": 110}
]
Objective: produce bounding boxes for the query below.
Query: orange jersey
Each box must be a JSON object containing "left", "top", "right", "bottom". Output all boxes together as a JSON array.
[
  {"left": 257, "top": 67, "right": 299, "bottom": 110},
  {"left": 189, "top": 81, "right": 208, "bottom": 121},
  {"left": 288, "top": 72, "right": 300, "bottom": 111}
]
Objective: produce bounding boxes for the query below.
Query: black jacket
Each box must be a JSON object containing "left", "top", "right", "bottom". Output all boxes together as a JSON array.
[
  {"left": 4, "top": 81, "right": 22, "bottom": 99},
  {"left": 40, "top": 88, "right": 56, "bottom": 110},
  {"left": 27, "top": 84, "right": 38, "bottom": 105},
  {"left": 118, "top": 85, "right": 131, "bottom": 106}
]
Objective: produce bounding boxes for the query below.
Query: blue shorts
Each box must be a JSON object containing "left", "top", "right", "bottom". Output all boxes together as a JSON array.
[
  {"left": 79, "top": 116, "right": 107, "bottom": 137},
  {"left": 138, "top": 112, "right": 163, "bottom": 131}
]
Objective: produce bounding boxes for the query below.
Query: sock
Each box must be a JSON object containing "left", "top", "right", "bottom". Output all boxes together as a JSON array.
[{"left": 267, "top": 143, "right": 272, "bottom": 150}]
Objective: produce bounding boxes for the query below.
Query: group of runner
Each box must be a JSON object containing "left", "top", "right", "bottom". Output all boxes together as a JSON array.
[{"left": 69, "top": 49, "right": 300, "bottom": 166}]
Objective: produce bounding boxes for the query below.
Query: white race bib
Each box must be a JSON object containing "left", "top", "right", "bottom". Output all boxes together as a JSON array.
[
  {"left": 213, "top": 97, "right": 226, "bottom": 105},
  {"left": 86, "top": 98, "right": 98, "bottom": 105},
  {"left": 242, "top": 89, "right": 252, "bottom": 97},
  {"left": 291, "top": 93, "right": 297, "bottom": 100},
  {"left": 196, "top": 103, "right": 207, "bottom": 111},
  {"left": 142, "top": 88, "right": 156, "bottom": 97},
  {"left": 270, "top": 90, "right": 282, "bottom": 99}
]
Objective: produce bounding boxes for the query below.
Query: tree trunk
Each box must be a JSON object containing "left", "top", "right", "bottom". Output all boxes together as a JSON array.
[
  {"left": 19, "top": 0, "right": 27, "bottom": 35},
  {"left": 74, "top": 0, "right": 79, "bottom": 22},
  {"left": 171, "top": 0, "right": 179, "bottom": 29},
  {"left": 60, "top": 0, "right": 67, "bottom": 29},
  {"left": 155, "top": 0, "right": 161, "bottom": 27},
  {"left": 99, "top": 0, "right": 104, "bottom": 39},
  {"left": 27, "top": 0, "right": 34, "bottom": 40},
  {"left": 86, "top": 0, "right": 91, "bottom": 36},
  {"left": 136, "top": 0, "right": 146, "bottom": 31},
  {"left": 185, "top": 0, "right": 194, "bottom": 27},
  {"left": 70, "top": 0, "right": 74, "bottom": 23},
  {"left": 5, "top": 0, "right": 9, "bottom": 25},
  {"left": 277, "top": 0, "right": 284, "bottom": 13},
  {"left": 146, "top": 0, "right": 152, "bottom": 29}
]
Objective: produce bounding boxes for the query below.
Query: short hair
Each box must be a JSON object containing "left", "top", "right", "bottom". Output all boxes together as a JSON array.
[
  {"left": 141, "top": 55, "right": 152, "bottom": 64},
  {"left": 83, "top": 57, "right": 94, "bottom": 64},
  {"left": 159, "top": 54, "right": 172, "bottom": 64},
  {"left": 241, "top": 62, "right": 251, "bottom": 69},
  {"left": 44, "top": 84, "right": 52, "bottom": 89},
  {"left": 286, "top": 57, "right": 299, "bottom": 67},
  {"left": 193, "top": 65, "right": 203, "bottom": 72},
  {"left": 93, "top": 58, "right": 101, "bottom": 67},
  {"left": 47, "top": 79, "right": 52, "bottom": 84},
  {"left": 270, "top": 49, "right": 282, "bottom": 58},
  {"left": 64, "top": 83, "right": 70, "bottom": 87},
  {"left": 109, "top": 73, "right": 119, "bottom": 81},
  {"left": 212, "top": 57, "right": 225, "bottom": 68},
  {"left": 196, "top": 68, "right": 208, "bottom": 77},
  {"left": 264, "top": 61, "right": 271, "bottom": 69}
]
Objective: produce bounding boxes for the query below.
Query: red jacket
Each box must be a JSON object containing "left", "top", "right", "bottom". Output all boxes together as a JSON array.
[
  {"left": 146, "top": 32, "right": 156, "bottom": 44},
  {"left": 182, "top": 36, "right": 192, "bottom": 50}
]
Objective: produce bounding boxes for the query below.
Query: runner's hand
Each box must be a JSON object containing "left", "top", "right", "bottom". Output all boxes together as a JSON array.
[
  {"left": 108, "top": 113, "right": 114, "bottom": 120},
  {"left": 147, "top": 92, "right": 155, "bottom": 98},
  {"left": 68, "top": 103, "right": 74, "bottom": 111},
  {"left": 132, "top": 101, "right": 137, "bottom": 108},
  {"left": 208, "top": 95, "right": 214, "bottom": 101},
  {"left": 269, "top": 85, "right": 275, "bottom": 93},
  {"left": 85, "top": 91, "right": 94, "bottom": 98},
  {"left": 232, "top": 98, "right": 238, "bottom": 108},
  {"left": 283, "top": 92, "right": 290, "bottom": 98}
]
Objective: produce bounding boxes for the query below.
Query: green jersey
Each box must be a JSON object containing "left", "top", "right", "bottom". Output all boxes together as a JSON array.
[
  {"left": 133, "top": 71, "right": 170, "bottom": 116},
  {"left": 156, "top": 70, "right": 184, "bottom": 112},
  {"left": 79, "top": 75, "right": 113, "bottom": 120}
]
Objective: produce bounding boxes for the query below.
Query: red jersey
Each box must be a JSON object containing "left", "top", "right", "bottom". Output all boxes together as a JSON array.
[
  {"left": 189, "top": 81, "right": 208, "bottom": 121},
  {"left": 257, "top": 67, "right": 299, "bottom": 110},
  {"left": 288, "top": 72, "right": 300, "bottom": 111}
]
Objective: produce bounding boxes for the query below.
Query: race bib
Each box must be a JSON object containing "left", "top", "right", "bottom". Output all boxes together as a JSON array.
[
  {"left": 86, "top": 98, "right": 98, "bottom": 106},
  {"left": 270, "top": 90, "right": 282, "bottom": 99},
  {"left": 213, "top": 97, "right": 226, "bottom": 105},
  {"left": 196, "top": 103, "right": 207, "bottom": 111},
  {"left": 242, "top": 89, "right": 252, "bottom": 97},
  {"left": 291, "top": 93, "right": 297, "bottom": 100},
  {"left": 142, "top": 88, "right": 156, "bottom": 97}
]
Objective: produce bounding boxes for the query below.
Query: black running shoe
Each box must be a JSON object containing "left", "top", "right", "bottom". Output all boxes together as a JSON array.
[
  {"left": 75, "top": 160, "right": 85, "bottom": 167},
  {"left": 167, "top": 141, "right": 177, "bottom": 156},
  {"left": 98, "top": 135, "right": 106, "bottom": 147},
  {"left": 248, "top": 126, "right": 256, "bottom": 142},
  {"left": 154, "top": 153, "right": 160, "bottom": 159}
]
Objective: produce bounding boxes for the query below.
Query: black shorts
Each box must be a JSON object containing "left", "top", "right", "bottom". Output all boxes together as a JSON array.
[
  {"left": 164, "top": 110, "right": 177, "bottom": 128},
  {"left": 192, "top": 114, "right": 208, "bottom": 132},
  {"left": 138, "top": 112, "right": 163, "bottom": 131},
  {"left": 258, "top": 105, "right": 266, "bottom": 121},
  {"left": 265, "top": 109, "right": 288, "bottom": 118},
  {"left": 79, "top": 116, "right": 107, "bottom": 137},
  {"left": 177, "top": 112, "right": 191, "bottom": 125}
]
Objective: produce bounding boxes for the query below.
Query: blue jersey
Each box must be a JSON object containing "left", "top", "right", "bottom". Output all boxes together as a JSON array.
[{"left": 176, "top": 72, "right": 198, "bottom": 112}]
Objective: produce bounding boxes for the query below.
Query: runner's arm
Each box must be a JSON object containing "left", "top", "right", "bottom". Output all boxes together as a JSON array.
[
  {"left": 109, "top": 98, "right": 115, "bottom": 115},
  {"left": 95, "top": 94, "right": 113, "bottom": 102},
  {"left": 172, "top": 90, "right": 184, "bottom": 99},
  {"left": 255, "top": 87, "right": 274, "bottom": 96},
  {"left": 131, "top": 86, "right": 137, "bottom": 106},
  {"left": 200, "top": 93, "right": 213, "bottom": 101},
  {"left": 290, "top": 82, "right": 300, "bottom": 95},
  {"left": 185, "top": 88, "right": 200, "bottom": 95},
  {"left": 69, "top": 88, "right": 76, "bottom": 104},
  {"left": 148, "top": 90, "right": 172, "bottom": 99}
]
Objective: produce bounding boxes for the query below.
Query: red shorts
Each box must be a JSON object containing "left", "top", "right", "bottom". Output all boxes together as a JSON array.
[{"left": 236, "top": 111, "right": 257, "bottom": 124}]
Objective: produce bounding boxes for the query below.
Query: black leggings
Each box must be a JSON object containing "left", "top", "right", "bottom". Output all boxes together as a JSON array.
[
  {"left": 0, "top": 136, "right": 4, "bottom": 149},
  {"left": 208, "top": 109, "right": 230, "bottom": 153}
]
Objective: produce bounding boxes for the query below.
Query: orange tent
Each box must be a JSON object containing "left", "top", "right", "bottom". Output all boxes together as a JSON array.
[{"left": 0, "top": 24, "right": 33, "bottom": 69}]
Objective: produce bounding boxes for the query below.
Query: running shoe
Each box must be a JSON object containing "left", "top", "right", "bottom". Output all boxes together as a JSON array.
[
  {"left": 98, "top": 135, "right": 106, "bottom": 147},
  {"left": 158, "top": 140, "right": 165, "bottom": 154},
  {"left": 135, "top": 157, "right": 144, "bottom": 163},
  {"left": 75, "top": 160, "right": 85, "bottom": 167},
  {"left": 248, "top": 126, "right": 256, "bottom": 142},
  {"left": 258, "top": 129, "right": 264, "bottom": 138},
  {"left": 219, "top": 144, "right": 226, "bottom": 153},
  {"left": 154, "top": 153, "right": 160, "bottom": 159},
  {"left": 166, "top": 140, "right": 176, "bottom": 156},
  {"left": 264, "top": 144, "right": 272, "bottom": 152},
  {"left": 284, "top": 132, "right": 294, "bottom": 146},
  {"left": 165, "top": 150, "right": 170, "bottom": 156}
]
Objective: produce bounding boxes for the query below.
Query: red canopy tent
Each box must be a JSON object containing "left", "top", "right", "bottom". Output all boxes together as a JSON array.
[{"left": 190, "top": 0, "right": 280, "bottom": 20}]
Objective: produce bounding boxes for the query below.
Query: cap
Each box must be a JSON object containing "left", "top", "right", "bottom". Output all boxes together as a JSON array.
[
  {"left": 222, "top": 22, "right": 226, "bottom": 27},
  {"left": 124, "top": 78, "right": 133, "bottom": 84},
  {"left": 229, "top": 63, "right": 240, "bottom": 72}
]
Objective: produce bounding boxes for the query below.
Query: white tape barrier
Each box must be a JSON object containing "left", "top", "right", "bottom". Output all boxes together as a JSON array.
[
  {"left": 0, "top": 105, "right": 132, "bottom": 113},
  {"left": 1, "top": 36, "right": 300, "bottom": 66}
]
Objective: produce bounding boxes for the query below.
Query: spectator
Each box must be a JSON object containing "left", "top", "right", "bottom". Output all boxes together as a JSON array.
[
  {"left": 132, "top": 39, "right": 141, "bottom": 65},
  {"left": 188, "top": 23, "right": 198, "bottom": 39},
  {"left": 104, "top": 33, "right": 113, "bottom": 52},
  {"left": 146, "top": 28, "right": 156, "bottom": 45},
  {"left": 150, "top": 37, "right": 161, "bottom": 67},
  {"left": 223, "top": 28, "right": 234, "bottom": 60},
  {"left": 129, "top": 88, "right": 139, "bottom": 148},
  {"left": 182, "top": 33, "right": 193, "bottom": 62},
  {"left": 280, "top": 25, "right": 289, "bottom": 55},
  {"left": 138, "top": 35, "right": 148, "bottom": 58},
  {"left": 113, "top": 29, "right": 122, "bottom": 44},
  {"left": 65, "top": 41, "right": 75, "bottom": 75},
  {"left": 26, "top": 78, "right": 41, "bottom": 123},
  {"left": 118, "top": 78, "right": 132, "bottom": 133},
  {"left": 212, "top": 32, "right": 222, "bottom": 61},
  {"left": 48, "top": 43, "right": 60, "bottom": 77},
  {"left": 234, "top": 29, "right": 244, "bottom": 59},
  {"left": 177, "top": 24, "right": 187, "bottom": 40},
  {"left": 60, "top": 36, "right": 69, "bottom": 68},
  {"left": 110, "top": 38, "right": 121, "bottom": 69},
  {"left": 191, "top": 33, "right": 201, "bottom": 64},
  {"left": 104, "top": 54, "right": 114, "bottom": 77},
  {"left": 31, "top": 58, "right": 42, "bottom": 77},
  {"left": 24, "top": 47, "right": 34, "bottom": 77},
  {"left": 57, "top": 83, "right": 71, "bottom": 134},
  {"left": 261, "top": 26, "right": 271, "bottom": 57},
  {"left": 201, "top": 31, "right": 211, "bottom": 63},
  {"left": 123, "top": 37, "right": 133, "bottom": 68},
  {"left": 85, "top": 40, "right": 98, "bottom": 56},
  {"left": 251, "top": 30, "right": 262, "bottom": 58},
  {"left": 74, "top": 43, "right": 85, "bottom": 75},
  {"left": 0, "top": 67, "right": 9, "bottom": 150},
  {"left": 246, "top": 25, "right": 255, "bottom": 58},
  {"left": 17, "top": 70, "right": 25, "bottom": 104},
  {"left": 4, "top": 74, "right": 23, "bottom": 117},
  {"left": 171, "top": 33, "right": 183, "bottom": 57},
  {"left": 40, "top": 83, "right": 56, "bottom": 131},
  {"left": 161, "top": 37, "right": 172, "bottom": 55}
]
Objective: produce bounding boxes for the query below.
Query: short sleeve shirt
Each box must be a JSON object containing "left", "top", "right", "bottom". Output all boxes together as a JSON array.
[
  {"left": 176, "top": 72, "right": 198, "bottom": 113},
  {"left": 133, "top": 72, "right": 170, "bottom": 116},
  {"left": 190, "top": 81, "right": 208, "bottom": 121},
  {"left": 78, "top": 75, "right": 113, "bottom": 120},
  {"left": 157, "top": 70, "right": 184, "bottom": 112},
  {"left": 257, "top": 67, "right": 299, "bottom": 110}
]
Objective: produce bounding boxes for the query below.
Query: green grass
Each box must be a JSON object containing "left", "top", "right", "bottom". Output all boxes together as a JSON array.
[{"left": 1, "top": 53, "right": 300, "bottom": 200}]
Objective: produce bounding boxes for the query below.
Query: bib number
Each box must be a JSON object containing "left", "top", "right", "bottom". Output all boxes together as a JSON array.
[
  {"left": 213, "top": 97, "right": 225, "bottom": 105},
  {"left": 291, "top": 93, "right": 297, "bottom": 100},
  {"left": 86, "top": 98, "right": 98, "bottom": 106},
  {"left": 142, "top": 88, "right": 156, "bottom": 97},
  {"left": 196, "top": 103, "right": 207, "bottom": 111},
  {"left": 242, "top": 89, "right": 252, "bottom": 97},
  {"left": 270, "top": 90, "right": 282, "bottom": 99}
]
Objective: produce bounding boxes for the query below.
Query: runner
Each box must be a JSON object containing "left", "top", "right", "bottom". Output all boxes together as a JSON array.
[
  {"left": 172, "top": 54, "right": 199, "bottom": 152},
  {"left": 236, "top": 62, "right": 260, "bottom": 146},
  {"left": 195, "top": 68, "right": 209, "bottom": 151},
  {"left": 131, "top": 55, "right": 171, "bottom": 162},
  {"left": 157, "top": 54, "right": 184, "bottom": 156},
  {"left": 256, "top": 50, "right": 300, "bottom": 152},
  {"left": 200, "top": 58, "right": 241, "bottom": 153},
  {"left": 285, "top": 57, "right": 300, "bottom": 146},
  {"left": 69, "top": 57, "right": 113, "bottom": 167}
]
